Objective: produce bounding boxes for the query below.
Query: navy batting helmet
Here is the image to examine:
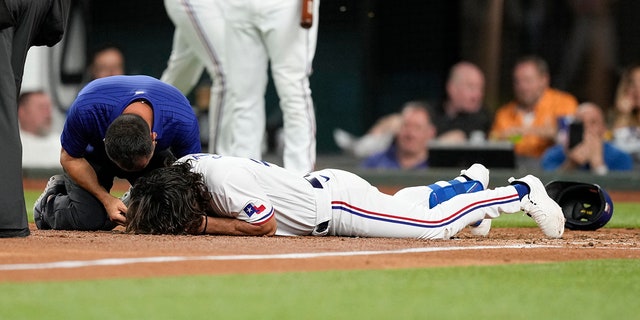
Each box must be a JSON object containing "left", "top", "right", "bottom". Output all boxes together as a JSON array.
[{"left": 544, "top": 181, "right": 614, "bottom": 230}]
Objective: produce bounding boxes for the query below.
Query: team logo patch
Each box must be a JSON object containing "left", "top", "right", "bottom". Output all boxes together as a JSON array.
[{"left": 243, "top": 202, "right": 266, "bottom": 217}]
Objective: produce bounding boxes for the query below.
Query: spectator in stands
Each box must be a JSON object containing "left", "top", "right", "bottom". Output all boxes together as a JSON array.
[
  {"left": 490, "top": 55, "right": 578, "bottom": 160},
  {"left": 611, "top": 63, "right": 640, "bottom": 164},
  {"left": 18, "top": 91, "right": 62, "bottom": 169},
  {"left": 432, "top": 61, "right": 492, "bottom": 143},
  {"left": 361, "top": 101, "right": 435, "bottom": 170},
  {"left": 333, "top": 112, "right": 402, "bottom": 158},
  {"left": 86, "top": 44, "right": 125, "bottom": 81},
  {"left": 334, "top": 61, "right": 491, "bottom": 157},
  {"left": 541, "top": 102, "right": 632, "bottom": 175}
]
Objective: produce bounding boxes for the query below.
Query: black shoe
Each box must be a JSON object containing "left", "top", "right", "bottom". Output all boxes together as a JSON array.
[
  {"left": 0, "top": 228, "right": 30, "bottom": 238},
  {"left": 33, "top": 175, "right": 65, "bottom": 230}
]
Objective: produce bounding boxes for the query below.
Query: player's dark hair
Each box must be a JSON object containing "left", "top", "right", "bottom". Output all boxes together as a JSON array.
[
  {"left": 104, "top": 113, "right": 153, "bottom": 171},
  {"left": 125, "top": 160, "right": 214, "bottom": 235}
]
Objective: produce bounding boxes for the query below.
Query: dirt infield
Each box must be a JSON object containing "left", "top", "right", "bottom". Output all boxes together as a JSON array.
[
  {"left": 1, "top": 225, "right": 638, "bottom": 283},
  {"left": 5, "top": 179, "right": 638, "bottom": 283}
]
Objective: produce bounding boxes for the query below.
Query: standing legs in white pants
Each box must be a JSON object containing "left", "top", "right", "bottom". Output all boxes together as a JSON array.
[
  {"left": 161, "top": 0, "right": 230, "bottom": 154},
  {"left": 224, "top": 0, "right": 320, "bottom": 174}
]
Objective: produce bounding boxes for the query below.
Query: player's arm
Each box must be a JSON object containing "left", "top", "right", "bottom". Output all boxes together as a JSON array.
[
  {"left": 60, "top": 148, "right": 127, "bottom": 225},
  {"left": 197, "top": 215, "right": 277, "bottom": 236}
]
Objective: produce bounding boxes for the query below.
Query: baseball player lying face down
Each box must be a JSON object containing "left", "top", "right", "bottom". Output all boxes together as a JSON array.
[{"left": 125, "top": 154, "right": 565, "bottom": 239}]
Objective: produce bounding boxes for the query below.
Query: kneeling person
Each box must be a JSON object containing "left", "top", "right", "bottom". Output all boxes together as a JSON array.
[{"left": 33, "top": 75, "right": 201, "bottom": 231}]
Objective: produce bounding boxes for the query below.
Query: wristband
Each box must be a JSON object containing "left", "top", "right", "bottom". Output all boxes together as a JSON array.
[{"left": 201, "top": 215, "right": 208, "bottom": 235}]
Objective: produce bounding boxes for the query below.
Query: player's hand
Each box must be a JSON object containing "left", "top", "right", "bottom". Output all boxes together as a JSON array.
[{"left": 104, "top": 195, "right": 127, "bottom": 226}]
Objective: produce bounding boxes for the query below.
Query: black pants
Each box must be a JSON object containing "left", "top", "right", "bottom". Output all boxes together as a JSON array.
[
  {"left": 41, "top": 149, "right": 176, "bottom": 231},
  {"left": 0, "top": 0, "right": 68, "bottom": 237}
]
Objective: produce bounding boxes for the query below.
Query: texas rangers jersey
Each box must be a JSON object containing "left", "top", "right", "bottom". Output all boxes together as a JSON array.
[
  {"left": 61, "top": 75, "right": 201, "bottom": 158},
  {"left": 177, "top": 154, "right": 319, "bottom": 236},
  {"left": 178, "top": 154, "right": 525, "bottom": 239}
]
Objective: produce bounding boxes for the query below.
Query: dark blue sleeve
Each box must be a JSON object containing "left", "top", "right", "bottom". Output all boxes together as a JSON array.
[
  {"left": 150, "top": 79, "right": 202, "bottom": 157},
  {"left": 540, "top": 145, "right": 566, "bottom": 171},
  {"left": 60, "top": 103, "right": 90, "bottom": 158},
  {"left": 604, "top": 144, "right": 634, "bottom": 171},
  {"left": 172, "top": 117, "right": 201, "bottom": 157}
]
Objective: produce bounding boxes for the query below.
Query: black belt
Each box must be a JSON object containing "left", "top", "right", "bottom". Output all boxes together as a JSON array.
[{"left": 304, "top": 174, "right": 323, "bottom": 189}]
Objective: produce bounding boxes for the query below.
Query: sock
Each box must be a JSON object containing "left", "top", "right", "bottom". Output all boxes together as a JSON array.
[
  {"left": 470, "top": 220, "right": 482, "bottom": 227},
  {"left": 512, "top": 183, "right": 530, "bottom": 200},
  {"left": 428, "top": 179, "right": 484, "bottom": 208}
]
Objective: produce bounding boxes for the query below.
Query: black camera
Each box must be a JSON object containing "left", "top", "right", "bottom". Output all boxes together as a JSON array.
[{"left": 568, "top": 122, "right": 584, "bottom": 149}]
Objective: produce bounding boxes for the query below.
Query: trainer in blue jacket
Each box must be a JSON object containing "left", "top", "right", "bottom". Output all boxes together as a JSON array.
[{"left": 33, "top": 75, "right": 201, "bottom": 231}]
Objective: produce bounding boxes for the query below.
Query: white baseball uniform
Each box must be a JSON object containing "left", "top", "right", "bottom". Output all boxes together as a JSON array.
[
  {"left": 160, "top": 0, "right": 231, "bottom": 154},
  {"left": 179, "top": 154, "right": 524, "bottom": 239},
  {"left": 222, "top": 0, "right": 320, "bottom": 174}
]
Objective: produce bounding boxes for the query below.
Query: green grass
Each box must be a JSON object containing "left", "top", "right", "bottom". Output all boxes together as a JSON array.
[
  {"left": 1, "top": 259, "right": 638, "bottom": 319},
  {"left": 16, "top": 191, "right": 640, "bottom": 319},
  {"left": 24, "top": 190, "right": 640, "bottom": 228},
  {"left": 491, "top": 202, "right": 640, "bottom": 228}
]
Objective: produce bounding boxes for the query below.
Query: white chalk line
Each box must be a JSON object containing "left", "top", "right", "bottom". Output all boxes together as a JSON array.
[{"left": 0, "top": 244, "right": 559, "bottom": 271}]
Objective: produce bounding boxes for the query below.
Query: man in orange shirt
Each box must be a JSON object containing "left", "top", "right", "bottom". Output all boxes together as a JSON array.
[{"left": 490, "top": 56, "right": 578, "bottom": 159}]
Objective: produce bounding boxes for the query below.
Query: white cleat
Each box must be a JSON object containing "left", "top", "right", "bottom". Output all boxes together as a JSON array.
[
  {"left": 508, "top": 175, "right": 565, "bottom": 239},
  {"left": 460, "top": 164, "right": 491, "bottom": 236},
  {"left": 469, "top": 219, "right": 492, "bottom": 237},
  {"left": 460, "top": 163, "right": 490, "bottom": 189}
]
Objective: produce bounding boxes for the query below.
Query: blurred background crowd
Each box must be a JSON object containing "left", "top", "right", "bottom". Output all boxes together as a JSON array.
[{"left": 19, "top": 0, "right": 640, "bottom": 175}]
